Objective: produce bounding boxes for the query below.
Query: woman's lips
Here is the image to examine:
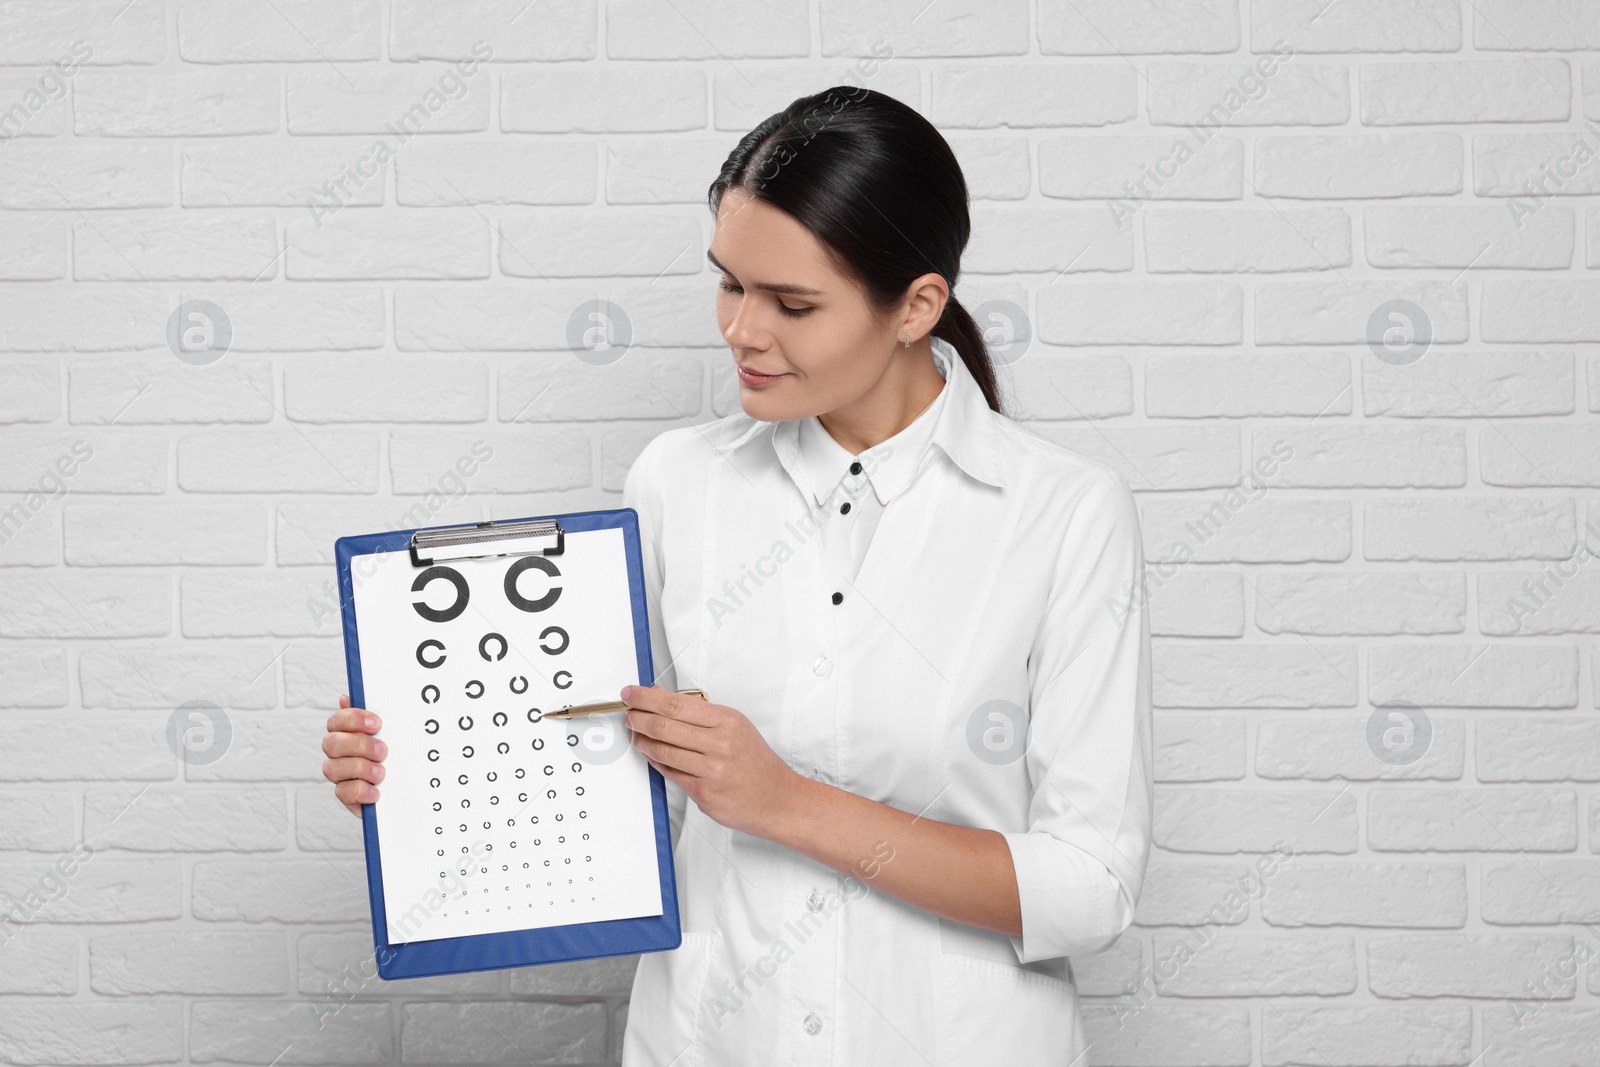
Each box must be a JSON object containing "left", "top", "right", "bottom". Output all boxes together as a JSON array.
[{"left": 736, "top": 363, "right": 790, "bottom": 386}]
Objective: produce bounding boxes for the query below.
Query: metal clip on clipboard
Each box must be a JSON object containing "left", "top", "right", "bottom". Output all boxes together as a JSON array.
[{"left": 408, "top": 518, "right": 566, "bottom": 567}]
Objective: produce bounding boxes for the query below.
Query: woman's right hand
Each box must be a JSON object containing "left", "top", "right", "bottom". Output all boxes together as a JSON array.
[{"left": 323, "top": 694, "right": 387, "bottom": 817}]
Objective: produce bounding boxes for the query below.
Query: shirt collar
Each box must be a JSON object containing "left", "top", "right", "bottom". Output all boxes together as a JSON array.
[
  {"left": 712, "top": 340, "right": 1009, "bottom": 494},
  {"left": 793, "top": 369, "right": 947, "bottom": 506}
]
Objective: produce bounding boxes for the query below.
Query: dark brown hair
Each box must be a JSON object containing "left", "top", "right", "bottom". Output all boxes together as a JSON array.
[{"left": 708, "top": 86, "right": 1003, "bottom": 413}]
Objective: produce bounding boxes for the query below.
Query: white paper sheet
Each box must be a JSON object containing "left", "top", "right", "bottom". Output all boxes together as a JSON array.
[{"left": 348, "top": 524, "right": 664, "bottom": 945}]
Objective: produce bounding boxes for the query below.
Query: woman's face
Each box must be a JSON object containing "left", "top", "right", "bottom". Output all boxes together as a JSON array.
[{"left": 710, "top": 185, "right": 936, "bottom": 423}]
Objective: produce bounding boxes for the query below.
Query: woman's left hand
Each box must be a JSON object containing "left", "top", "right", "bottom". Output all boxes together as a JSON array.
[{"left": 621, "top": 684, "right": 801, "bottom": 839}]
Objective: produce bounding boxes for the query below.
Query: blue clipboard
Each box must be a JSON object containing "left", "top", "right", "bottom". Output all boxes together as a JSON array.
[{"left": 333, "top": 507, "right": 681, "bottom": 980}]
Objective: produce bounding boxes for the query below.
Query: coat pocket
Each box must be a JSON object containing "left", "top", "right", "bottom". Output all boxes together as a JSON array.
[
  {"left": 620, "top": 931, "right": 721, "bottom": 1067},
  {"left": 935, "top": 938, "right": 1083, "bottom": 1067}
]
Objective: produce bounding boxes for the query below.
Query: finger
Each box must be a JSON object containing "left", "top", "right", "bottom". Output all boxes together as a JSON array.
[
  {"left": 339, "top": 694, "right": 351, "bottom": 709},
  {"left": 336, "top": 777, "right": 379, "bottom": 811},
  {"left": 630, "top": 733, "right": 707, "bottom": 777},
  {"left": 625, "top": 708, "right": 709, "bottom": 755},
  {"left": 322, "top": 731, "right": 388, "bottom": 762},
  {"left": 644, "top": 755, "right": 696, "bottom": 793},
  {"left": 326, "top": 706, "right": 381, "bottom": 734},
  {"left": 622, "top": 685, "right": 719, "bottom": 727},
  {"left": 322, "top": 755, "right": 385, "bottom": 786}
]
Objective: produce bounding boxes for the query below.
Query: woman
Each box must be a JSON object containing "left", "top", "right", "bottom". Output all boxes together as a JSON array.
[{"left": 323, "top": 87, "right": 1153, "bottom": 1066}]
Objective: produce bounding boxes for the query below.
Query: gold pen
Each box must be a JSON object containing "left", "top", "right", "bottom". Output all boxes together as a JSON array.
[{"left": 545, "top": 688, "right": 707, "bottom": 719}]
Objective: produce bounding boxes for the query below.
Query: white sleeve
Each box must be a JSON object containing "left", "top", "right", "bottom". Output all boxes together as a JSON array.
[
  {"left": 1001, "top": 471, "right": 1153, "bottom": 962},
  {"left": 622, "top": 436, "right": 689, "bottom": 850}
]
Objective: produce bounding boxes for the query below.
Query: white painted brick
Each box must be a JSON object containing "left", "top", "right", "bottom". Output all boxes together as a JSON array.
[
  {"left": 1147, "top": 572, "right": 1245, "bottom": 638},
  {"left": 177, "top": 0, "right": 382, "bottom": 63},
  {"left": 0, "top": 647, "right": 67, "bottom": 707},
  {"left": 1262, "top": 1005, "right": 1470, "bottom": 1067},
  {"left": 1154, "top": 788, "right": 1357, "bottom": 852},
  {"left": 68, "top": 358, "right": 275, "bottom": 424},
  {"left": 997, "top": 356, "right": 1135, "bottom": 421},
  {"left": 967, "top": 208, "right": 1134, "bottom": 272},
  {"left": 0, "top": 934, "right": 76, "bottom": 994},
  {"left": 403, "top": 1002, "right": 604, "bottom": 1063},
  {"left": 711, "top": 66, "right": 922, "bottom": 133},
  {"left": 509, "top": 953, "right": 638, "bottom": 994},
  {"left": 0, "top": 573, "right": 168, "bottom": 637},
  {"left": 1255, "top": 571, "right": 1467, "bottom": 635},
  {"left": 84, "top": 786, "right": 288, "bottom": 851},
  {"left": 1040, "top": 0, "right": 1238, "bottom": 54},
  {"left": 0, "top": 74, "right": 68, "bottom": 138},
  {"left": 1484, "top": 280, "right": 1600, "bottom": 342},
  {"left": 80, "top": 643, "right": 279, "bottom": 709},
  {"left": 0, "top": 789, "right": 73, "bottom": 849},
  {"left": 177, "top": 431, "right": 380, "bottom": 493},
  {"left": 283, "top": 639, "right": 347, "bottom": 709},
  {"left": 1140, "top": 499, "right": 1351, "bottom": 563},
  {"left": 390, "top": 430, "right": 591, "bottom": 494},
  {"left": 394, "top": 284, "right": 605, "bottom": 350},
  {"left": 293, "top": 787, "right": 363, "bottom": 853},
  {"left": 174, "top": 287, "right": 385, "bottom": 351},
  {"left": 0, "top": 718, "right": 173, "bottom": 780},
  {"left": 1038, "top": 281, "right": 1242, "bottom": 345},
  {"left": 90, "top": 931, "right": 288, "bottom": 994},
  {"left": 1145, "top": 208, "right": 1351, "bottom": 272},
  {"left": 1361, "top": 60, "right": 1571, "bottom": 124},
  {"left": 820, "top": 0, "right": 1025, "bottom": 57},
  {"left": 182, "top": 141, "right": 387, "bottom": 208},
  {"left": 286, "top": 65, "right": 492, "bottom": 135},
  {"left": 1252, "top": 0, "right": 1461, "bottom": 53},
  {"left": 0, "top": 143, "right": 171, "bottom": 209},
  {"left": 606, "top": 139, "right": 733, "bottom": 204},
  {"left": 1482, "top": 1006, "right": 1600, "bottom": 1067},
  {"left": 191, "top": 859, "right": 367, "bottom": 922},
  {"left": 1038, "top": 134, "right": 1243, "bottom": 201},
  {"left": 390, "top": 0, "right": 595, "bottom": 61},
  {"left": 1148, "top": 62, "right": 1350, "bottom": 127},
  {"left": 0, "top": 500, "right": 58, "bottom": 565},
  {"left": 65, "top": 503, "right": 266, "bottom": 565},
  {"left": 73, "top": 71, "right": 279, "bottom": 136},
  {"left": 499, "top": 356, "right": 703, "bottom": 421},
  {"left": 1153, "top": 714, "right": 1245, "bottom": 781},
  {"left": 1471, "top": 0, "right": 1600, "bottom": 49},
  {"left": 1474, "top": 133, "right": 1600, "bottom": 197},
  {"left": 1368, "top": 787, "right": 1578, "bottom": 851},
  {"left": 186, "top": 713, "right": 329, "bottom": 783},
  {"left": 1250, "top": 426, "right": 1465, "bottom": 488},
  {"left": 1151, "top": 931, "right": 1355, "bottom": 996},
  {"left": 1256, "top": 716, "right": 1465, "bottom": 780},
  {"left": 1255, "top": 281, "right": 1468, "bottom": 346},
  {"left": 286, "top": 214, "right": 488, "bottom": 280},
  {"left": 1146, "top": 352, "right": 1350, "bottom": 418},
  {"left": 0, "top": 218, "right": 63, "bottom": 280},
  {"left": 1362, "top": 351, "right": 1574, "bottom": 417},
  {"left": 1154, "top": 645, "right": 1357, "bottom": 708},
  {"left": 1480, "top": 566, "right": 1600, "bottom": 635},
  {"left": 0, "top": 289, "right": 167, "bottom": 351},
  {"left": 1370, "top": 934, "right": 1575, "bottom": 998},
  {"left": 1480, "top": 425, "right": 1600, "bottom": 486},
  {"left": 930, "top": 67, "right": 1137, "bottom": 128},
  {"left": 1364, "top": 497, "right": 1577, "bottom": 561},
  {"left": 297, "top": 931, "right": 497, "bottom": 996},
  {"left": 1082, "top": 1004, "right": 1251, "bottom": 1066},
  {"left": 0, "top": 359, "right": 59, "bottom": 419},
  {"left": 613, "top": 0, "right": 807, "bottom": 59},
  {"left": 499, "top": 214, "right": 703, "bottom": 278},
  {"left": 0, "top": 2, "right": 165, "bottom": 65},
  {"left": 1477, "top": 719, "right": 1600, "bottom": 781},
  {"left": 285, "top": 356, "right": 488, "bottom": 422},
  {"left": 502, "top": 69, "right": 705, "bottom": 132},
  {"left": 1132, "top": 862, "right": 1259, "bottom": 926},
  {"left": 0, "top": 1003, "right": 182, "bottom": 1063},
  {"left": 275, "top": 501, "right": 481, "bottom": 566},
  {"left": 948, "top": 135, "right": 1032, "bottom": 200},
  {"left": 190, "top": 1001, "right": 392, "bottom": 1062},
  {"left": 72, "top": 215, "right": 278, "bottom": 281},
  {"left": 1365, "top": 204, "right": 1574, "bottom": 268},
  {"left": 181, "top": 573, "right": 330, "bottom": 638},
  {"left": 1255, "top": 133, "right": 1462, "bottom": 198},
  {"left": 1262, "top": 862, "right": 1468, "bottom": 927},
  {"left": 1027, "top": 426, "right": 1239, "bottom": 491},
  {"left": 0, "top": 431, "right": 165, "bottom": 493},
  {"left": 399, "top": 142, "right": 597, "bottom": 206},
  {"left": 1067, "top": 937, "right": 1141, "bottom": 996},
  {"left": 0, "top": 857, "right": 180, "bottom": 922},
  {"left": 1482, "top": 860, "right": 1600, "bottom": 923},
  {"left": 1370, "top": 644, "right": 1579, "bottom": 709}
]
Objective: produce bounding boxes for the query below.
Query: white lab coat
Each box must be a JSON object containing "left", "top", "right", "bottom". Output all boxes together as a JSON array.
[{"left": 619, "top": 341, "right": 1154, "bottom": 1066}]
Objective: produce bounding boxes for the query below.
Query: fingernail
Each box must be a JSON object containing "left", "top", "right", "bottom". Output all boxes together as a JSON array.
[
  {"left": 365, "top": 714, "right": 378, "bottom": 730},
  {"left": 620, "top": 685, "right": 634, "bottom": 700},
  {"left": 374, "top": 740, "right": 387, "bottom": 758}
]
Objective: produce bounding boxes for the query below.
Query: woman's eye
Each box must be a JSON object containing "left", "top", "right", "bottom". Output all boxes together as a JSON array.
[{"left": 717, "top": 279, "right": 813, "bottom": 318}]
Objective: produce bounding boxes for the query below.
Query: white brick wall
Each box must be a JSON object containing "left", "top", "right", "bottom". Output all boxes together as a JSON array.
[{"left": 0, "top": 1, "right": 1596, "bottom": 1063}]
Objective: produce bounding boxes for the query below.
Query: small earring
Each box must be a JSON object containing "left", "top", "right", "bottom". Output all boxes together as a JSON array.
[{"left": 901, "top": 335, "right": 910, "bottom": 347}]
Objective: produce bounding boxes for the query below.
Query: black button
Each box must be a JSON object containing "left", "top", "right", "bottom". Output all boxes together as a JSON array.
[
  {"left": 849, "top": 461, "right": 862, "bottom": 475},
  {"left": 839, "top": 502, "right": 850, "bottom": 514},
  {"left": 831, "top": 592, "right": 843, "bottom": 605}
]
